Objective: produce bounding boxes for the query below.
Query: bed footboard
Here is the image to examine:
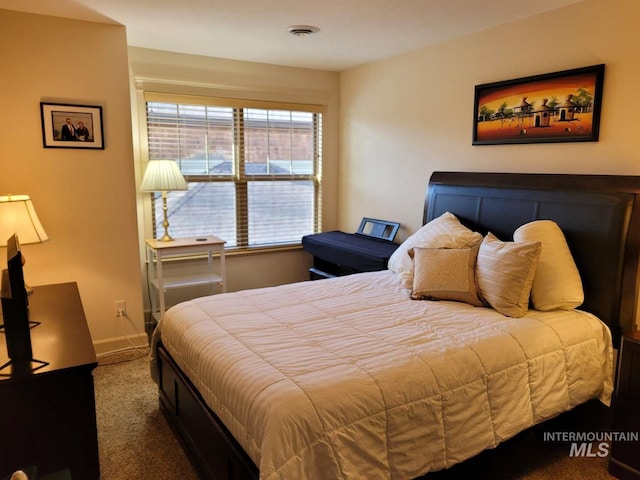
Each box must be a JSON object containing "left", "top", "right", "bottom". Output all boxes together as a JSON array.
[{"left": 156, "top": 343, "right": 259, "bottom": 480}]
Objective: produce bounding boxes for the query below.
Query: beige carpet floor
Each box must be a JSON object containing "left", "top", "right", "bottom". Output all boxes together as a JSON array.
[
  {"left": 95, "top": 351, "right": 199, "bottom": 480},
  {"left": 94, "top": 351, "right": 617, "bottom": 480}
]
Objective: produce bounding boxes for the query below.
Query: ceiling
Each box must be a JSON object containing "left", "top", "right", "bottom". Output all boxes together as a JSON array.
[{"left": 0, "top": 0, "right": 584, "bottom": 71}]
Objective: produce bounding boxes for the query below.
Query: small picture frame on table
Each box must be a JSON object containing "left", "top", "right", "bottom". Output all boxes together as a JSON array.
[
  {"left": 40, "top": 102, "right": 104, "bottom": 149},
  {"left": 356, "top": 217, "right": 400, "bottom": 242}
]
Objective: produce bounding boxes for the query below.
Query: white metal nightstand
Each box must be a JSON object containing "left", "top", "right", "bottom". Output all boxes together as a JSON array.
[{"left": 145, "top": 236, "right": 226, "bottom": 320}]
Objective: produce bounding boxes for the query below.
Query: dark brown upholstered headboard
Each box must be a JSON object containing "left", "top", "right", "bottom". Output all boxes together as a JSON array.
[{"left": 424, "top": 172, "right": 640, "bottom": 345}]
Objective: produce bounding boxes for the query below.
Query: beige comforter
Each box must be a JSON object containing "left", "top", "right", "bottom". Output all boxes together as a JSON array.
[{"left": 155, "top": 270, "right": 614, "bottom": 480}]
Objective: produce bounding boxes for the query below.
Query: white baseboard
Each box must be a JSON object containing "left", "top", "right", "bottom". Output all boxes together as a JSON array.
[{"left": 93, "top": 333, "right": 149, "bottom": 357}]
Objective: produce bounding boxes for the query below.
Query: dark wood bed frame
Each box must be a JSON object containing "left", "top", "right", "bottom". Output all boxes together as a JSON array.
[{"left": 155, "top": 171, "right": 640, "bottom": 480}]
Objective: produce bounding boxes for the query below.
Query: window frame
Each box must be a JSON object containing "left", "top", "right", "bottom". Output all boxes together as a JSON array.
[{"left": 142, "top": 92, "right": 324, "bottom": 251}]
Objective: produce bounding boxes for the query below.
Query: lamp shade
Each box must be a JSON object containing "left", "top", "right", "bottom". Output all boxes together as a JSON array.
[
  {"left": 141, "top": 160, "right": 188, "bottom": 192},
  {"left": 0, "top": 195, "right": 49, "bottom": 246}
]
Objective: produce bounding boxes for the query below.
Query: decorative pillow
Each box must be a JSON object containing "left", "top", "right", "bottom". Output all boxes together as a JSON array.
[
  {"left": 410, "top": 246, "right": 484, "bottom": 306},
  {"left": 513, "top": 220, "right": 584, "bottom": 311},
  {"left": 388, "top": 212, "right": 483, "bottom": 289},
  {"left": 476, "top": 233, "right": 542, "bottom": 318}
]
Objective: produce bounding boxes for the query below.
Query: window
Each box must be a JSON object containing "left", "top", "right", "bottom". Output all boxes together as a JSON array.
[{"left": 144, "top": 94, "right": 323, "bottom": 249}]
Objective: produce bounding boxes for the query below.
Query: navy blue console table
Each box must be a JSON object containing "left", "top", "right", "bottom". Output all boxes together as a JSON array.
[{"left": 302, "top": 231, "right": 399, "bottom": 280}]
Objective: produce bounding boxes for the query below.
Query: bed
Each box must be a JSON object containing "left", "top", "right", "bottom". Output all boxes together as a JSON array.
[{"left": 152, "top": 171, "right": 640, "bottom": 480}]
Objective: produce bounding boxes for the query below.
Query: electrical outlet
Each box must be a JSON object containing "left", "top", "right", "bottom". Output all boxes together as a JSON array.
[{"left": 114, "top": 300, "right": 126, "bottom": 317}]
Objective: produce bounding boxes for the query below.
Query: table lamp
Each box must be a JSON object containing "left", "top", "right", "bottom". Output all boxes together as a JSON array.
[
  {"left": 141, "top": 160, "right": 188, "bottom": 242},
  {"left": 0, "top": 194, "right": 49, "bottom": 296}
]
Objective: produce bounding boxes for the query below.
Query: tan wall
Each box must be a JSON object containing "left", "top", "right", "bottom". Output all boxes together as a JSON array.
[
  {"left": 339, "top": 0, "right": 640, "bottom": 238},
  {"left": 0, "top": 9, "right": 144, "bottom": 353},
  {"left": 128, "top": 47, "right": 340, "bottom": 296}
]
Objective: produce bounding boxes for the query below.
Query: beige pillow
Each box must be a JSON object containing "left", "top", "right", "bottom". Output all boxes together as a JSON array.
[
  {"left": 411, "top": 246, "right": 484, "bottom": 306},
  {"left": 388, "top": 212, "right": 483, "bottom": 288},
  {"left": 513, "top": 220, "right": 583, "bottom": 311},
  {"left": 476, "top": 233, "right": 542, "bottom": 318}
]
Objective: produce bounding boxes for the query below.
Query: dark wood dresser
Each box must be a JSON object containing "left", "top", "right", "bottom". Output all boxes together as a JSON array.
[
  {"left": 609, "top": 331, "right": 640, "bottom": 479},
  {"left": 0, "top": 282, "right": 99, "bottom": 479}
]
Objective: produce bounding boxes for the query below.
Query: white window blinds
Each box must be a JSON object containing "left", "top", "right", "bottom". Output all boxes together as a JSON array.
[{"left": 144, "top": 94, "right": 323, "bottom": 249}]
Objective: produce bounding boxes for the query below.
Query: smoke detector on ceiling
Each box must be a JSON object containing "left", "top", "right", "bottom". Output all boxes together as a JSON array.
[{"left": 286, "top": 25, "right": 320, "bottom": 37}]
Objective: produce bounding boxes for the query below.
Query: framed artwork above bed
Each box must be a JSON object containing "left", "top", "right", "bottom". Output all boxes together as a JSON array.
[{"left": 472, "top": 64, "right": 605, "bottom": 145}]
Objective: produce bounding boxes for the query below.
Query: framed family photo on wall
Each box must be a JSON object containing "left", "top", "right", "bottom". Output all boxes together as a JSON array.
[
  {"left": 472, "top": 64, "right": 605, "bottom": 145},
  {"left": 40, "top": 102, "right": 104, "bottom": 149}
]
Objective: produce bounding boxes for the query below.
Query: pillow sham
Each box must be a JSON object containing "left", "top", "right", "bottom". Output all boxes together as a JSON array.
[
  {"left": 410, "top": 245, "right": 484, "bottom": 306},
  {"left": 388, "top": 212, "right": 483, "bottom": 289},
  {"left": 513, "top": 220, "right": 583, "bottom": 311},
  {"left": 476, "top": 232, "right": 541, "bottom": 318}
]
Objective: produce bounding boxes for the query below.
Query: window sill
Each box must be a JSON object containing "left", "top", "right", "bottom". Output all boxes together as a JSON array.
[
  {"left": 225, "top": 243, "right": 303, "bottom": 257},
  {"left": 143, "top": 242, "right": 304, "bottom": 263}
]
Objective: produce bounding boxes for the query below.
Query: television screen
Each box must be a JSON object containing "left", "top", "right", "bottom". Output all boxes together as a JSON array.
[
  {"left": 4, "top": 234, "right": 27, "bottom": 305},
  {"left": 1, "top": 234, "right": 33, "bottom": 363}
]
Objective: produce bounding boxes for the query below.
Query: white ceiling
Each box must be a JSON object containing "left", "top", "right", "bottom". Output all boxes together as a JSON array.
[{"left": 1, "top": 0, "right": 584, "bottom": 71}]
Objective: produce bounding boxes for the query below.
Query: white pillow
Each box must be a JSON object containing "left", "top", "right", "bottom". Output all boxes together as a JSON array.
[
  {"left": 388, "top": 212, "right": 483, "bottom": 288},
  {"left": 513, "top": 220, "right": 583, "bottom": 311},
  {"left": 476, "top": 233, "right": 541, "bottom": 318}
]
